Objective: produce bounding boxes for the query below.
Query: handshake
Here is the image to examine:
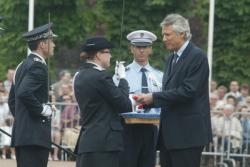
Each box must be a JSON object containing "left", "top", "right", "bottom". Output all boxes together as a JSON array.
[
  {"left": 129, "top": 93, "right": 153, "bottom": 111},
  {"left": 115, "top": 61, "right": 126, "bottom": 79}
]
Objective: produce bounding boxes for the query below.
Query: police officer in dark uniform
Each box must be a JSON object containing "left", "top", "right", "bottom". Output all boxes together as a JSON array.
[
  {"left": 73, "top": 36, "right": 132, "bottom": 167},
  {"left": 8, "top": 23, "right": 57, "bottom": 167}
]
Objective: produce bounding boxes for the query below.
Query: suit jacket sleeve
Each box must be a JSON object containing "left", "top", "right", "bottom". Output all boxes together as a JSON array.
[
  {"left": 8, "top": 84, "right": 15, "bottom": 116},
  {"left": 153, "top": 53, "right": 209, "bottom": 107},
  {"left": 16, "top": 63, "right": 47, "bottom": 117},
  {"left": 97, "top": 73, "right": 132, "bottom": 113}
]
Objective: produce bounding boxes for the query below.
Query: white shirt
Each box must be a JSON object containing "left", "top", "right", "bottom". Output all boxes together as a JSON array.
[{"left": 174, "top": 40, "right": 190, "bottom": 62}]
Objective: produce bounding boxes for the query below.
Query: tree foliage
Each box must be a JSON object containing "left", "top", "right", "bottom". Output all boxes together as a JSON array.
[
  {"left": 196, "top": 0, "right": 250, "bottom": 86},
  {"left": 1, "top": 0, "right": 249, "bottom": 87}
]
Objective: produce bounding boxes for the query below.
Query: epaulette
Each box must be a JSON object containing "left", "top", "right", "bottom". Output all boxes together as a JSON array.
[
  {"left": 93, "top": 66, "right": 105, "bottom": 71},
  {"left": 34, "top": 57, "right": 45, "bottom": 64}
]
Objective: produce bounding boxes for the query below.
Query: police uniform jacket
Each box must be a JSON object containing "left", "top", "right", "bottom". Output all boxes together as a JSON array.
[
  {"left": 152, "top": 42, "right": 213, "bottom": 150},
  {"left": 8, "top": 53, "right": 51, "bottom": 149},
  {"left": 74, "top": 62, "right": 132, "bottom": 154}
]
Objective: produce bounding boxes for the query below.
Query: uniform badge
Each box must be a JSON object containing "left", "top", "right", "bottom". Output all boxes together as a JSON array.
[{"left": 34, "top": 57, "right": 44, "bottom": 64}]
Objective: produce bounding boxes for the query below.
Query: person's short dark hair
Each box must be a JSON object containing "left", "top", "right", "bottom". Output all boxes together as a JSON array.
[
  {"left": 241, "top": 83, "right": 249, "bottom": 90},
  {"left": 5, "top": 66, "right": 15, "bottom": 71},
  {"left": 27, "top": 39, "right": 43, "bottom": 51},
  {"left": 226, "top": 95, "right": 238, "bottom": 106},
  {"left": 218, "top": 85, "right": 228, "bottom": 92}
]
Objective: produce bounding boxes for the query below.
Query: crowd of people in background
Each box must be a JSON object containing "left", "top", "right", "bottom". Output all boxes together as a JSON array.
[
  {"left": 1, "top": 65, "right": 250, "bottom": 162},
  {"left": 210, "top": 80, "right": 250, "bottom": 160}
]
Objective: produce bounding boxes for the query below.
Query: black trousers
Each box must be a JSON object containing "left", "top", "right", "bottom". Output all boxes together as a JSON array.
[
  {"left": 76, "top": 151, "right": 120, "bottom": 167},
  {"left": 160, "top": 144, "right": 204, "bottom": 167},
  {"left": 15, "top": 145, "right": 50, "bottom": 167},
  {"left": 119, "top": 124, "right": 157, "bottom": 167}
]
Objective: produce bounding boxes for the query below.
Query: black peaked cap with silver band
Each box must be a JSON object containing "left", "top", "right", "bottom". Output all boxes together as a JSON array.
[{"left": 23, "top": 23, "right": 57, "bottom": 42}]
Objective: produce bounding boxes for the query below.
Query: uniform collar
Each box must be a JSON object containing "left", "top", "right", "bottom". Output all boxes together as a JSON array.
[
  {"left": 131, "top": 60, "right": 153, "bottom": 73},
  {"left": 31, "top": 52, "right": 47, "bottom": 65},
  {"left": 86, "top": 60, "right": 105, "bottom": 71}
]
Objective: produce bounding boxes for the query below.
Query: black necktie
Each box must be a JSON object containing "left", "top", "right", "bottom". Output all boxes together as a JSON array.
[
  {"left": 141, "top": 68, "right": 149, "bottom": 93},
  {"left": 171, "top": 53, "right": 178, "bottom": 72}
]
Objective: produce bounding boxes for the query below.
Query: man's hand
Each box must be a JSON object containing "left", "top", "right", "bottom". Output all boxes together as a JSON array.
[{"left": 133, "top": 93, "right": 153, "bottom": 105}]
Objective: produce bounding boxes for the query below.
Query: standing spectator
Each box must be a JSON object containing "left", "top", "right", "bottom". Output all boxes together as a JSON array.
[
  {"left": 52, "top": 70, "right": 72, "bottom": 99},
  {"left": 239, "top": 105, "right": 250, "bottom": 166},
  {"left": 209, "top": 93, "right": 219, "bottom": 112},
  {"left": 73, "top": 36, "right": 132, "bottom": 167},
  {"left": 226, "top": 95, "right": 238, "bottom": 108},
  {"left": 135, "top": 13, "right": 212, "bottom": 167},
  {"left": 49, "top": 95, "right": 61, "bottom": 161},
  {"left": 217, "top": 85, "right": 227, "bottom": 101},
  {"left": 0, "top": 117, "right": 15, "bottom": 159},
  {"left": 3, "top": 67, "right": 15, "bottom": 93},
  {"left": 60, "top": 94, "right": 77, "bottom": 129},
  {"left": 0, "top": 93, "right": 15, "bottom": 160},
  {"left": 214, "top": 104, "right": 242, "bottom": 152},
  {"left": 8, "top": 23, "right": 57, "bottom": 167},
  {"left": 238, "top": 83, "right": 249, "bottom": 105},
  {"left": 210, "top": 80, "right": 218, "bottom": 94},
  {"left": 224, "top": 81, "right": 241, "bottom": 101},
  {"left": 0, "top": 80, "right": 8, "bottom": 100}
]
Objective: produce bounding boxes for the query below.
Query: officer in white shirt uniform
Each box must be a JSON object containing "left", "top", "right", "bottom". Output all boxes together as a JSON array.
[{"left": 115, "top": 30, "right": 163, "bottom": 167}]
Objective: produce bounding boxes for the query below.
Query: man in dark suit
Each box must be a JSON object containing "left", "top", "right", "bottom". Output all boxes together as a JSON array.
[
  {"left": 135, "top": 13, "right": 212, "bottom": 167},
  {"left": 8, "top": 23, "right": 57, "bottom": 167},
  {"left": 73, "top": 36, "right": 132, "bottom": 167}
]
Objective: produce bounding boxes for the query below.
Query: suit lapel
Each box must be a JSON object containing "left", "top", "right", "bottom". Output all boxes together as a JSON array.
[
  {"left": 163, "top": 54, "right": 174, "bottom": 86},
  {"left": 164, "top": 42, "right": 194, "bottom": 86}
]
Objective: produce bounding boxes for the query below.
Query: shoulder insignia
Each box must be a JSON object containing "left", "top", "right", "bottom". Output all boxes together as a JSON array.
[
  {"left": 93, "top": 66, "right": 105, "bottom": 71},
  {"left": 33, "top": 57, "right": 45, "bottom": 64}
]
